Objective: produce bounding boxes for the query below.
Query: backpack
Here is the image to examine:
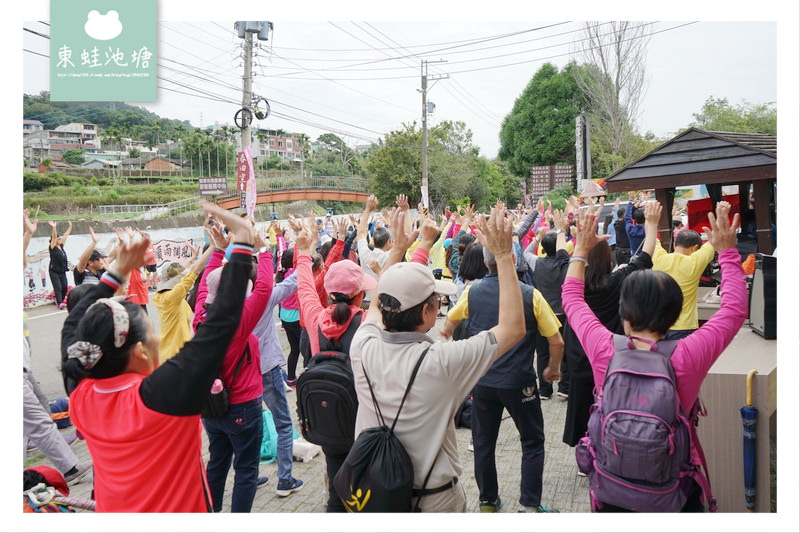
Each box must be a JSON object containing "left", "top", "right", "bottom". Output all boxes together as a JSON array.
[
  {"left": 575, "top": 335, "right": 716, "bottom": 512},
  {"left": 48, "top": 397, "right": 71, "bottom": 429},
  {"left": 454, "top": 394, "right": 473, "bottom": 429},
  {"left": 296, "top": 312, "right": 362, "bottom": 454},
  {"left": 333, "top": 346, "right": 434, "bottom": 513}
]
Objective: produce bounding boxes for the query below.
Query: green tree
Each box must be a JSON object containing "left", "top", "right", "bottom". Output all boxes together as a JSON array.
[
  {"left": 128, "top": 147, "right": 142, "bottom": 159},
  {"left": 61, "top": 148, "right": 86, "bottom": 165},
  {"left": 365, "top": 120, "right": 500, "bottom": 208},
  {"left": 498, "top": 62, "right": 586, "bottom": 177},
  {"left": 690, "top": 96, "right": 776, "bottom": 135}
]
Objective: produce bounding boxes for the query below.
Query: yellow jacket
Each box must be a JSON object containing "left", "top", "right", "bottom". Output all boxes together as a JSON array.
[
  {"left": 153, "top": 270, "right": 199, "bottom": 363},
  {"left": 652, "top": 241, "right": 715, "bottom": 330}
]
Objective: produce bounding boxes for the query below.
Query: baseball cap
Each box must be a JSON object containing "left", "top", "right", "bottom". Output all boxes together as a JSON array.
[
  {"left": 377, "top": 262, "right": 456, "bottom": 311},
  {"left": 156, "top": 262, "right": 185, "bottom": 292},
  {"left": 324, "top": 259, "right": 377, "bottom": 297},
  {"left": 89, "top": 249, "right": 106, "bottom": 261},
  {"left": 205, "top": 266, "right": 252, "bottom": 304}
]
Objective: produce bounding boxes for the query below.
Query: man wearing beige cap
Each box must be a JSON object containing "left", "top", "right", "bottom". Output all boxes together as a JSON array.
[{"left": 348, "top": 203, "right": 525, "bottom": 512}]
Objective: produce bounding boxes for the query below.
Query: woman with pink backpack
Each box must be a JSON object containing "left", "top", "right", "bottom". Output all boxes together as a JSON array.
[{"left": 562, "top": 201, "right": 747, "bottom": 512}]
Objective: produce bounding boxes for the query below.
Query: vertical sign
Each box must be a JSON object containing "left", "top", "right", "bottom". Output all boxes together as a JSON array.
[
  {"left": 50, "top": 0, "right": 157, "bottom": 101},
  {"left": 236, "top": 151, "right": 249, "bottom": 192}
]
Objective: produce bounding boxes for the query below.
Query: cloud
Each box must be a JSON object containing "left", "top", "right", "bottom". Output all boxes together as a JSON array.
[{"left": 84, "top": 10, "right": 123, "bottom": 41}]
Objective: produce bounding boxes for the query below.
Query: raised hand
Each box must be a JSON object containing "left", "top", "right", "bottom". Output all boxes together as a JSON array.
[
  {"left": 395, "top": 194, "right": 409, "bottom": 211},
  {"left": 113, "top": 234, "right": 152, "bottom": 278},
  {"left": 388, "top": 207, "right": 418, "bottom": 255},
  {"left": 199, "top": 202, "right": 253, "bottom": 246},
  {"left": 643, "top": 200, "right": 663, "bottom": 225},
  {"left": 287, "top": 215, "right": 302, "bottom": 233},
  {"left": 474, "top": 203, "right": 513, "bottom": 258},
  {"left": 294, "top": 222, "right": 317, "bottom": 255},
  {"left": 89, "top": 226, "right": 99, "bottom": 244},
  {"left": 254, "top": 225, "right": 268, "bottom": 250},
  {"left": 418, "top": 218, "right": 439, "bottom": 246},
  {"left": 23, "top": 210, "right": 38, "bottom": 235},
  {"left": 702, "top": 201, "right": 739, "bottom": 253},
  {"left": 551, "top": 209, "right": 568, "bottom": 232},
  {"left": 365, "top": 194, "right": 379, "bottom": 213},
  {"left": 572, "top": 209, "right": 610, "bottom": 257}
]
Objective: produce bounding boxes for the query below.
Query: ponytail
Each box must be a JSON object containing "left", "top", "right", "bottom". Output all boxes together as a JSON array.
[{"left": 330, "top": 292, "right": 354, "bottom": 325}]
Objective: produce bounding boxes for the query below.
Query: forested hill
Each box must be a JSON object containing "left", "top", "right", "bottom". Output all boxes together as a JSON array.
[{"left": 23, "top": 91, "right": 193, "bottom": 139}]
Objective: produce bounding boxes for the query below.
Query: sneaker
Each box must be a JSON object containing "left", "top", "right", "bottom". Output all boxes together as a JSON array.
[
  {"left": 539, "top": 393, "right": 551, "bottom": 401},
  {"left": 518, "top": 504, "right": 560, "bottom": 513},
  {"left": 64, "top": 461, "right": 92, "bottom": 484},
  {"left": 479, "top": 497, "right": 502, "bottom": 513},
  {"left": 57, "top": 303, "right": 66, "bottom": 310},
  {"left": 276, "top": 477, "right": 304, "bottom": 497},
  {"left": 556, "top": 391, "right": 568, "bottom": 399},
  {"left": 468, "top": 438, "right": 474, "bottom": 452},
  {"left": 284, "top": 378, "right": 297, "bottom": 389},
  {"left": 64, "top": 433, "right": 78, "bottom": 446},
  {"left": 26, "top": 442, "right": 38, "bottom": 452},
  {"left": 257, "top": 476, "right": 269, "bottom": 487},
  {"left": 577, "top": 470, "right": 587, "bottom": 477}
]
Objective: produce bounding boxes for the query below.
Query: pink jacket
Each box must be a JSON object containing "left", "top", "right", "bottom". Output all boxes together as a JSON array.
[{"left": 561, "top": 247, "right": 748, "bottom": 414}]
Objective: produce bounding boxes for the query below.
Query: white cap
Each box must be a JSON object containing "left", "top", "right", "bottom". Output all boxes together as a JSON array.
[{"left": 377, "top": 262, "right": 456, "bottom": 311}]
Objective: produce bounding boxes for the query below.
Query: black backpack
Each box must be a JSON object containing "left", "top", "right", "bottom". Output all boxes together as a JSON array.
[
  {"left": 296, "top": 313, "right": 362, "bottom": 454},
  {"left": 334, "top": 346, "right": 435, "bottom": 513}
]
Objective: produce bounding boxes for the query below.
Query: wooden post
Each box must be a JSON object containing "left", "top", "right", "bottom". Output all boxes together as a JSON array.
[
  {"left": 752, "top": 179, "right": 775, "bottom": 254},
  {"left": 655, "top": 187, "right": 675, "bottom": 251}
]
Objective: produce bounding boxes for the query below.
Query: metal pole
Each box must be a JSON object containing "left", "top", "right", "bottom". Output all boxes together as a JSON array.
[
  {"left": 241, "top": 30, "right": 254, "bottom": 210},
  {"left": 421, "top": 60, "right": 429, "bottom": 209}
]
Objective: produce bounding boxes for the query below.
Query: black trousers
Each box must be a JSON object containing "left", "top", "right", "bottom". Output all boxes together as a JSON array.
[
  {"left": 282, "top": 319, "right": 302, "bottom": 380},
  {"left": 49, "top": 270, "right": 67, "bottom": 305},
  {"left": 471, "top": 383, "right": 545, "bottom": 507},
  {"left": 322, "top": 446, "right": 349, "bottom": 512},
  {"left": 299, "top": 327, "right": 312, "bottom": 369},
  {"left": 535, "top": 314, "right": 569, "bottom": 396}
]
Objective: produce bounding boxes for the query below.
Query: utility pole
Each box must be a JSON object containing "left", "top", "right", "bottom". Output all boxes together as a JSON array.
[
  {"left": 241, "top": 30, "right": 254, "bottom": 209},
  {"left": 420, "top": 59, "right": 447, "bottom": 209}
]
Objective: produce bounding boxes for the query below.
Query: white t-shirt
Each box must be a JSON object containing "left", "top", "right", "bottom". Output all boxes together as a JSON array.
[{"left": 349, "top": 321, "right": 498, "bottom": 492}]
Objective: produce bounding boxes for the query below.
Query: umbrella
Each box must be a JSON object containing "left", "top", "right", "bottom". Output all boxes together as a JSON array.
[{"left": 740, "top": 369, "right": 759, "bottom": 512}]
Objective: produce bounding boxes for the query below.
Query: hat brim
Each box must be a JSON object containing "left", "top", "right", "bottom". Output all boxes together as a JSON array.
[
  {"left": 361, "top": 273, "right": 378, "bottom": 291},
  {"left": 433, "top": 280, "right": 457, "bottom": 296},
  {"left": 156, "top": 272, "right": 185, "bottom": 292}
]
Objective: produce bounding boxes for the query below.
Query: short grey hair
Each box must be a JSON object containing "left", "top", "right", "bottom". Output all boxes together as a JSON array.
[{"left": 482, "top": 246, "right": 517, "bottom": 271}]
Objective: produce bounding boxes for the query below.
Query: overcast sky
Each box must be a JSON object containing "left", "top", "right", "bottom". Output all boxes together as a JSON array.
[{"left": 21, "top": 17, "right": 779, "bottom": 159}]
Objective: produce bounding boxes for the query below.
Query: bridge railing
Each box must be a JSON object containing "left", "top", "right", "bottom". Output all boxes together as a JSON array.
[{"left": 223, "top": 175, "right": 368, "bottom": 197}]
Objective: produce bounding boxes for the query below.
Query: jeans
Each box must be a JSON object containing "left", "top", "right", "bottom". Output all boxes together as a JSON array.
[
  {"left": 261, "top": 366, "right": 294, "bottom": 484},
  {"left": 203, "top": 398, "right": 263, "bottom": 512},
  {"left": 471, "top": 384, "right": 545, "bottom": 507}
]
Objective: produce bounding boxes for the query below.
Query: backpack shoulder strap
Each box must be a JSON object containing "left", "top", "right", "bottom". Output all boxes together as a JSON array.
[{"left": 230, "top": 343, "right": 250, "bottom": 383}]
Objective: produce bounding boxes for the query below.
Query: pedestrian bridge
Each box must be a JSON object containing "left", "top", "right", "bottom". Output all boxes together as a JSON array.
[{"left": 217, "top": 175, "right": 370, "bottom": 209}]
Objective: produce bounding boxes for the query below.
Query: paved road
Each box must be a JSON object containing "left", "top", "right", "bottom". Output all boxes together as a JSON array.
[{"left": 24, "top": 301, "right": 591, "bottom": 513}]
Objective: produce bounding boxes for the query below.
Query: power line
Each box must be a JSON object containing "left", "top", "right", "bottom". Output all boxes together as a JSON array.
[
  {"left": 23, "top": 48, "right": 48, "bottom": 59},
  {"left": 23, "top": 27, "right": 50, "bottom": 39}
]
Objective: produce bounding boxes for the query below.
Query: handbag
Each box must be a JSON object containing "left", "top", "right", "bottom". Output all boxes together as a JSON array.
[{"left": 201, "top": 344, "right": 250, "bottom": 419}]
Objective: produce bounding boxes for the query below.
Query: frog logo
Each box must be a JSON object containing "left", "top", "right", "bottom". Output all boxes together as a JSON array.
[
  {"left": 343, "top": 486, "right": 371, "bottom": 512},
  {"left": 84, "top": 10, "right": 123, "bottom": 41}
]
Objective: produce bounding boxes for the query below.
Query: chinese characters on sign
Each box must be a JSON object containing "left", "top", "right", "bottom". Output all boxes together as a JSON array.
[
  {"left": 152, "top": 239, "right": 195, "bottom": 267},
  {"left": 199, "top": 177, "right": 228, "bottom": 196},
  {"left": 236, "top": 151, "right": 249, "bottom": 192}
]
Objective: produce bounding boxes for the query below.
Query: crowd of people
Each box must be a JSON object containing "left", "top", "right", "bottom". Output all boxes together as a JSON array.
[{"left": 21, "top": 188, "right": 749, "bottom": 513}]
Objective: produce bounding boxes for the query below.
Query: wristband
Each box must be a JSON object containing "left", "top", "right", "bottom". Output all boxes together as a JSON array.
[{"left": 569, "top": 256, "right": 588, "bottom": 266}]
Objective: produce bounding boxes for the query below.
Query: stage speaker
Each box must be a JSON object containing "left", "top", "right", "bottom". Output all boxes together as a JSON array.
[{"left": 749, "top": 254, "right": 776, "bottom": 339}]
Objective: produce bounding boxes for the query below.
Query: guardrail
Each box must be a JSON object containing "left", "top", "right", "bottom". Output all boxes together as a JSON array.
[
  {"left": 98, "top": 196, "right": 204, "bottom": 218},
  {"left": 221, "top": 176, "right": 368, "bottom": 197}
]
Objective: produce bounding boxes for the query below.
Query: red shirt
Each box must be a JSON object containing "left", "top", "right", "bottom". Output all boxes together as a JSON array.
[
  {"left": 127, "top": 268, "right": 149, "bottom": 305},
  {"left": 70, "top": 374, "right": 210, "bottom": 512},
  {"left": 145, "top": 245, "right": 157, "bottom": 266}
]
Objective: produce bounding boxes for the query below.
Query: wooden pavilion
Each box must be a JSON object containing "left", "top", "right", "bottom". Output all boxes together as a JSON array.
[{"left": 605, "top": 128, "right": 776, "bottom": 253}]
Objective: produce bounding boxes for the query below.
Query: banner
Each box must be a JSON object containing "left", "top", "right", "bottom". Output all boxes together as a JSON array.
[
  {"left": 236, "top": 151, "right": 249, "bottom": 192},
  {"left": 244, "top": 145, "right": 257, "bottom": 218},
  {"left": 686, "top": 194, "right": 739, "bottom": 235}
]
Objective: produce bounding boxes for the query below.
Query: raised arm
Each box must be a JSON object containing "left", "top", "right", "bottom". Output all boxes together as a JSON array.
[
  {"left": 642, "top": 200, "right": 662, "bottom": 258},
  {"left": 551, "top": 209, "right": 568, "bottom": 252},
  {"left": 24, "top": 210, "right": 38, "bottom": 269},
  {"left": 48, "top": 220, "right": 58, "bottom": 249},
  {"left": 61, "top": 221, "right": 73, "bottom": 245},
  {"left": 75, "top": 227, "right": 99, "bottom": 273}
]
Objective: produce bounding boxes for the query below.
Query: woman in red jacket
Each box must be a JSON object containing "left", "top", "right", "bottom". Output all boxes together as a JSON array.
[{"left": 62, "top": 203, "right": 262, "bottom": 513}]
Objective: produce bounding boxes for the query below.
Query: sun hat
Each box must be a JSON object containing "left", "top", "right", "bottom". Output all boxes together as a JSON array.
[
  {"left": 377, "top": 262, "right": 456, "bottom": 311},
  {"left": 324, "top": 259, "right": 377, "bottom": 297},
  {"left": 205, "top": 266, "right": 252, "bottom": 304},
  {"left": 156, "top": 262, "right": 185, "bottom": 292}
]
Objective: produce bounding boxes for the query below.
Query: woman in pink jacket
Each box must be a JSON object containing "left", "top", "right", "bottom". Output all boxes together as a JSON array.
[{"left": 561, "top": 201, "right": 747, "bottom": 513}]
